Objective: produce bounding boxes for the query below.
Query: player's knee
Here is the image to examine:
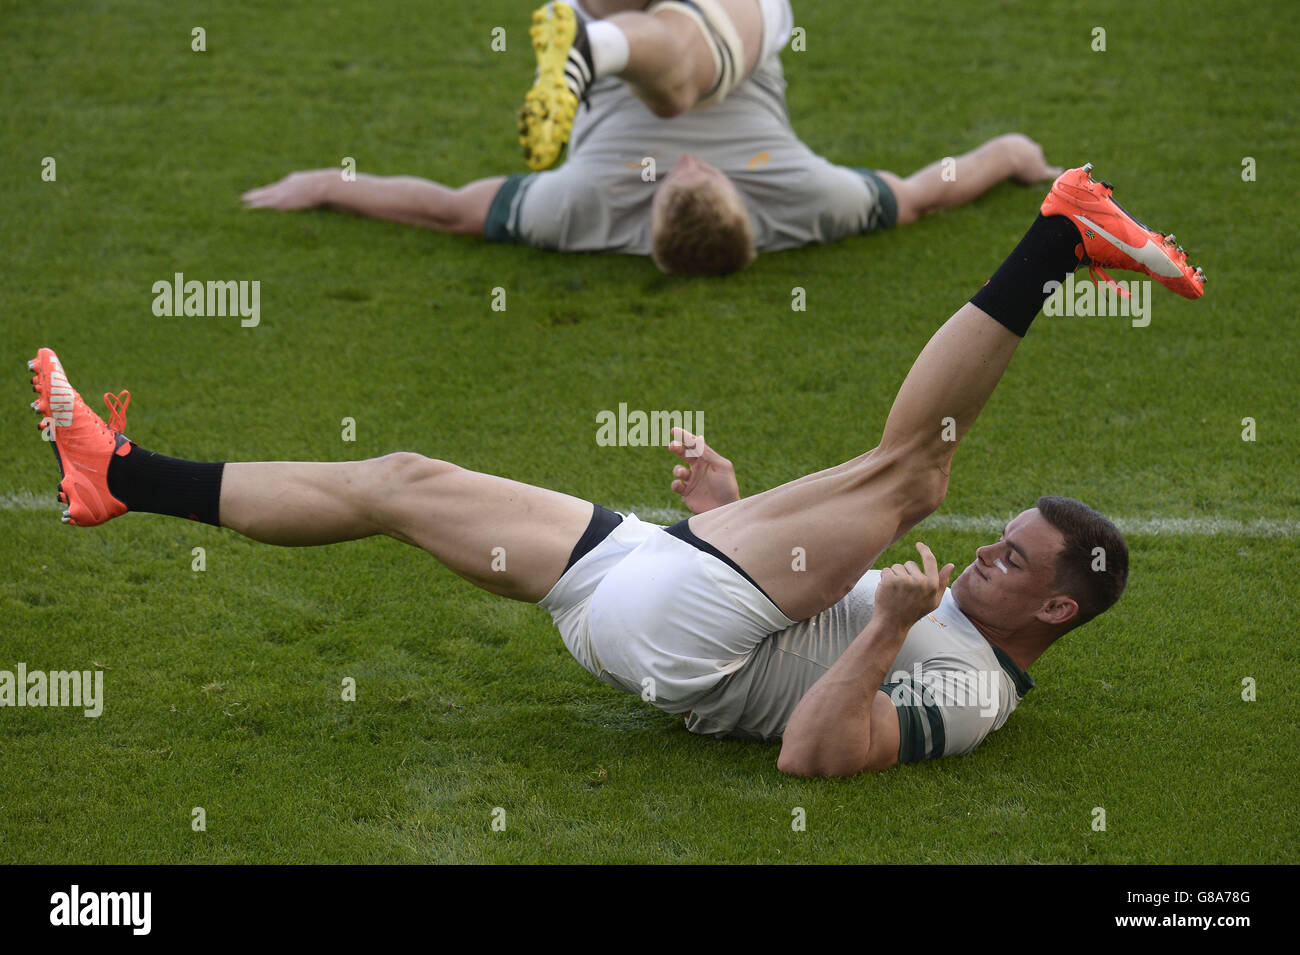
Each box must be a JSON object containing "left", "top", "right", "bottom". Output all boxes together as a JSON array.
[
  {"left": 360, "top": 453, "right": 459, "bottom": 533},
  {"left": 369, "top": 452, "right": 458, "bottom": 489},
  {"left": 639, "top": 52, "right": 702, "bottom": 118},
  {"left": 644, "top": 87, "right": 694, "bottom": 119},
  {"left": 583, "top": 0, "right": 648, "bottom": 15}
]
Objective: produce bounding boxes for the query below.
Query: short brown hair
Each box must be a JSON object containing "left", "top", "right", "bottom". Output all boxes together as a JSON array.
[
  {"left": 1036, "top": 496, "right": 1129, "bottom": 632},
  {"left": 651, "top": 180, "right": 756, "bottom": 276}
]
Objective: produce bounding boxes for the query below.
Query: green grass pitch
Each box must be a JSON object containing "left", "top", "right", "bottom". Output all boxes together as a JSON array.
[{"left": 1, "top": 0, "right": 1297, "bottom": 863}]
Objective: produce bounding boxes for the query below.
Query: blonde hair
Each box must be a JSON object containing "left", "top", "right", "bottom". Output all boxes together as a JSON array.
[{"left": 651, "top": 179, "right": 756, "bottom": 276}]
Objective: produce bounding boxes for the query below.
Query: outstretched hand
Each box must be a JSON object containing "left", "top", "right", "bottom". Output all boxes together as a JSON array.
[
  {"left": 667, "top": 427, "right": 740, "bottom": 515},
  {"left": 875, "top": 542, "right": 955, "bottom": 629},
  {"left": 1002, "top": 133, "right": 1063, "bottom": 183},
  {"left": 241, "top": 170, "right": 333, "bottom": 209}
]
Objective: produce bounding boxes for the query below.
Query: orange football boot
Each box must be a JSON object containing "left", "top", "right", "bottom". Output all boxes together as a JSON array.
[
  {"left": 1041, "top": 163, "right": 1206, "bottom": 299},
  {"left": 29, "top": 347, "right": 132, "bottom": 526}
]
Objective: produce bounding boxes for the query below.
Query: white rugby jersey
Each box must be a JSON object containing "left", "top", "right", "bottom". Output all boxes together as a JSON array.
[
  {"left": 485, "top": 42, "right": 895, "bottom": 254},
  {"left": 684, "top": 571, "right": 1035, "bottom": 762}
]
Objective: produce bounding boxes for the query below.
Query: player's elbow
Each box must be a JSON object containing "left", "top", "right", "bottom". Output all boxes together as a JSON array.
[
  {"left": 777, "top": 741, "right": 871, "bottom": 778},
  {"left": 776, "top": 748, "right": 809, "bottom": 776},
  {"left": 776, "top": 736, "right": 816, "bottom": 776},
  {"left": 776, "top": 752, "right": 818, "bottom": 777},
  {"left": 777, "top": 754, "right": 868, "bottom": 779}
]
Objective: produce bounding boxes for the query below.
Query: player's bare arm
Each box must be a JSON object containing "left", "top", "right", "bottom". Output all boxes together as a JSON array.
[
  {"left": 241, "top": 171, "right": 505, "bottom": 235},
  {"left": 778, "top": 542, "right": 955, "bottom": 777},
  {"left": 878, "top": 133, "right": 1063, "bottom": 227}
]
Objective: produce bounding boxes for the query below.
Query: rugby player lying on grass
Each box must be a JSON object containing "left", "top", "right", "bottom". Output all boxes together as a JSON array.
[
  {"left": 242, "top": 0, "right": 1060, "bottom": 275},
  {"left": 30, "top": 166, "right": 1204, "bottom": 775}
]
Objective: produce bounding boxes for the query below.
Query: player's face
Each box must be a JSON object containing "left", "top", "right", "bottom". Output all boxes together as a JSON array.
[{"left": 949, "top": 508, "right": 1067, "bottom": 630}]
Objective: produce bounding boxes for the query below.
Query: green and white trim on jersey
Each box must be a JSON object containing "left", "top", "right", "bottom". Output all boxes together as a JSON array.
[
  {"left": 850, "top": 167, "right": 899, "bottom": 234},
  {"left": 484, "top": 173, "right": 537, "bottom": 244},
  {"left": 882, "top": 644, "right": 1034, "bottom": 763}
]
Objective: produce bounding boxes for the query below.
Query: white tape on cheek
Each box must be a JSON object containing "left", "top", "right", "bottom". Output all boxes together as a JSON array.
[{"left": 994, "top": 558, "right": 1009, "bottom": 575}]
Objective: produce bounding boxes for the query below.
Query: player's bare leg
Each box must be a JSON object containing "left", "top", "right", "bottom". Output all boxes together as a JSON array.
[
  {"left": 219, "top": 457, "right": 594, "bottom": 601},
  {"left": 877, "top": 134, "right": 1063, "bottom": 226},
  {"left": 594, "top": 0, "right": 763, "bottom": 117},
  {"left": 26, "top": 348, "right": 594, "bottom": 604},
  {"left": 688, "top": 303, "right": 1018, "bottom": 620},
  {"left": 520, "top": 0, "right": 767, "bottom": 168},
  {"left": 688, "top": 165, "right": 1205, "bottom": 621}
]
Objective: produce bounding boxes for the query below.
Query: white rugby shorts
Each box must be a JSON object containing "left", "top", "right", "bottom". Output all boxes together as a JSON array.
[{"left": 537, "top": 513, "right": 796, "bottom": 712}]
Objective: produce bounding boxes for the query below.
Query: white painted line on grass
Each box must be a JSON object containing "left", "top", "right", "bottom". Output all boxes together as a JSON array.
[
  {"left": 6, "top": 492, "right": 1299, "bottom": 538},
  {"left": 1, "top": 491, "right": 58, "bottom": 511},
  {"left": 917, "top": 513, "right": 1300, "bottom": 539},
  {"left": 616, "top": 505, "right": 1300, "bottom": 538}
]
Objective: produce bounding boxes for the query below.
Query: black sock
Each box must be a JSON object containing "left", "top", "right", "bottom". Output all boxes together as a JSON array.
[
  {"left": 970, "top": 214, "right": 1084, "bottom": 337},
  {"left": 107, "top": 445, "right": 225, "bottom": 526}
]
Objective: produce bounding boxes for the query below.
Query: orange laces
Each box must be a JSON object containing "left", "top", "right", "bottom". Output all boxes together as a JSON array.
[
  {"left": 1087, "top": 264, "right": 1131, "bottom": 299},
  {"left": 103, "top": 390, "right": 131, "bottom": 433}
]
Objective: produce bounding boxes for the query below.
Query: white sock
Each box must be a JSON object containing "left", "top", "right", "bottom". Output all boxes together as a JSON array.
[{"left": 586, "top": 21, "right": 630, "bottom": 78}]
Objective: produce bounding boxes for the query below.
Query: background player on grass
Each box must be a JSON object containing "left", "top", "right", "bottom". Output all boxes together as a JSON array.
[{"left": 242, "top": 0, "right": 1061, "bottom": 275}]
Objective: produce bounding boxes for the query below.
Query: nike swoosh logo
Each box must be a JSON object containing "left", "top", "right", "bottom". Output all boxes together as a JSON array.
[
  {"left": 1074, "top": 214, "right": 1183, "bottom": 278},
  {"left": 74, "top": 462, "right": 100, "bottom": 474}
]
